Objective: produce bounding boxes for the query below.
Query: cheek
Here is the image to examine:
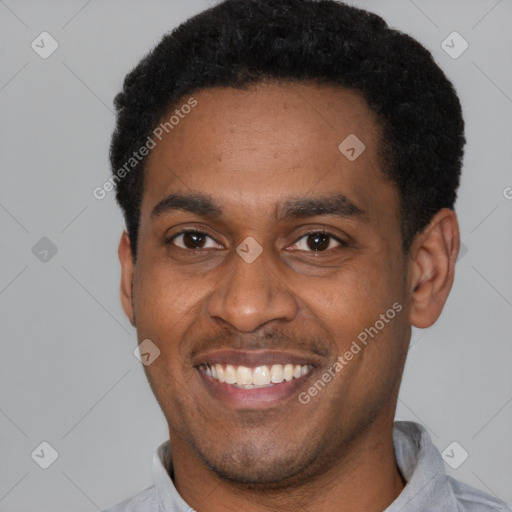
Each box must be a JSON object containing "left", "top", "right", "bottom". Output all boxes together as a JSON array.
[
  {"left": 134, "top": 261, "right": 209, "bottom": 332},
  {"left": 305, "top": 255, "right": 404, "bottom": 344}
]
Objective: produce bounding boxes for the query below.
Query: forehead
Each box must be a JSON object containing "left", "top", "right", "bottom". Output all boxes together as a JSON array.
[{"left": 140, "top": 81, "right": 398, "bottom": 229}]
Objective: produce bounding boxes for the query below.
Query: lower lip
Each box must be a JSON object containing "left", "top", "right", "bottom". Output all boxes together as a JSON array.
[{"left": 197, "top": 368, "right": 314, "bottom": 408}]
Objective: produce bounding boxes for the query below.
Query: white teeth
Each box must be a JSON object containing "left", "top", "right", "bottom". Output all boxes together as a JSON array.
[
  {"left": 236, "top": 365, "right": 253, "bottom": 385},
  {"left": 216, "top": 365, "right": 226, "bottom": 382},
  {"left": 253, "top": 365, "right": 271, "bottom": 385},
  {"left": 283, "top": 364, "right": 294, "bottom": 381},
  {"left": 270, "top": 364, "right": 284, "bottom": 383},
  {"left": 225, "top": 364, "right": 237, "bottom": 384},
  {"left": 205, "top": 363, "right": 311, "bottom": 387}
]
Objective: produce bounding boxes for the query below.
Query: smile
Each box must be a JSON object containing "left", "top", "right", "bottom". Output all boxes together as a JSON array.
[
  {"left": 199, "top": 363, "right": 313, "bottom": 388},
  {"left": 194, "top": 350, "right": 320, "bottom": 407}
]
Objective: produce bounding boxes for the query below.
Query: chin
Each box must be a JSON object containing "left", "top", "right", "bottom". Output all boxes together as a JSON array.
[{"left": 196, "top": 439, "right": 321, "bottom": 487}]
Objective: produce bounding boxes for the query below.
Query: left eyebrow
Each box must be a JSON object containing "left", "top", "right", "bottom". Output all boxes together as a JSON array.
[{"left": 279, "top": 193, "right": 366, "bottom": 221}]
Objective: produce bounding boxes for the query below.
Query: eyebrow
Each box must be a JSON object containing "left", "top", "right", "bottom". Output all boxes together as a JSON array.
[
  {"left": 150, "top": 192, "right": 366, "bottom": 222},
  {"left": 279, "top": 194, "right": 365, "bottom": 220},
  {"left": 151, "top": 193, "right": 223, "bottom": 220}
]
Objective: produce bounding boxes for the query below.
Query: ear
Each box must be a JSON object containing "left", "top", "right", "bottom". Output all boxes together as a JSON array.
[
  {"left": 118, "top": 230, "right": 136, "bottom": 327},
  {"left": 407, "top": 208, "right": 460, "bottom": 328}
]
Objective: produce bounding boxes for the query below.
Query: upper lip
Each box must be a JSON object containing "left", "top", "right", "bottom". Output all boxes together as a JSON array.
[{"left": 192, "top": 349, "right": 321, "bottom": 368}]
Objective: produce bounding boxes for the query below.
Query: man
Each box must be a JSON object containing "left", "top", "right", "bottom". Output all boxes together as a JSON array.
[{"left": 104, "top": 0, "right": 507, "bottom": 510}]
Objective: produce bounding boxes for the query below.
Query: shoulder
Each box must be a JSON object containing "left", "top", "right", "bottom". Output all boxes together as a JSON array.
[
  {"left": 102, "top": 485, "right": 159, "bottom": 512},
  {"left": 448, "top": 475, "right": 511, "bottom": 512}
]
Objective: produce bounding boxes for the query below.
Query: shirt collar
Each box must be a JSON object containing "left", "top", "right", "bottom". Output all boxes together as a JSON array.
[
  {"left": 152, "top": 441, "right": 191, "bottom": 512},
  {"left": 385, "top": 421, "right": 459, "bottom": 511},
  {"left": 152, "top": 421, "right": 459, "bottom": 512}
]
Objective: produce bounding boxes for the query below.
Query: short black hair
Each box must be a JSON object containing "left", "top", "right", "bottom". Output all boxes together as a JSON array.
[{"left": 110, "top": 0, "right": 465, "bottom": 260}]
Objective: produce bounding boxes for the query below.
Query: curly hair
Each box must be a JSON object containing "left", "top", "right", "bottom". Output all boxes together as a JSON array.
[{"left": 110, "top": 0, "right": 465, "bottom": 260}]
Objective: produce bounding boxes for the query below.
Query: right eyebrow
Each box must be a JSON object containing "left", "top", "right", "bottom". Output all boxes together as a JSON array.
[{"left": 150, "top": 193, "right": 223, "bottom": 221}]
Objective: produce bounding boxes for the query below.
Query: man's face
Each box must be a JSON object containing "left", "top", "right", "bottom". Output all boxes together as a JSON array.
[{"left": 128, "top": 82, "right": 412, "bottom": 484}]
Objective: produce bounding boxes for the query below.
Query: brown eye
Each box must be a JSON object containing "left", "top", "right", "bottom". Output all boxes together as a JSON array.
[
  {"left": 306, "top": 233, "right": 331, "bottom": 251},
  {"left": 168, "top": 231, "right": 222, "bottom": 250},
  {"left": 290, "top": 232, "right": 345, "bottom": 252}
]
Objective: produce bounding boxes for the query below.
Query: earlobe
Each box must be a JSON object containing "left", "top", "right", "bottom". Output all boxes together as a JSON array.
[
  {"left": 118, "top": 231, "right": 136, "bottom": 327},
  {"left": 408, "top": 209, "right": 460, "bottom": 329}
]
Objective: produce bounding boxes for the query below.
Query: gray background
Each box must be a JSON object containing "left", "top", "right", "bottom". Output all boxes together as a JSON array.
[{"left": 0, "top": 0, "right": 511, "bottom": 510}]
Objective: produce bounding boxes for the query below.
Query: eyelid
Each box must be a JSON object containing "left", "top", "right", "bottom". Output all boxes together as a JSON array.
[
  {"left": 288, "top": 230, "right": 348, "bottom": 251},
  {"left": 166, "top": 229, "right": 223, "bottom": 248}
]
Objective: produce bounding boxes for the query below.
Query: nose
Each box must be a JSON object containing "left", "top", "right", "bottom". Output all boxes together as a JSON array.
[{"left": 206, "top": 244, "right": 299, "bottom": 333}]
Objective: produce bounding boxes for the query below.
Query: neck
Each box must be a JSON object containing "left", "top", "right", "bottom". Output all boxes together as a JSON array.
[{"left": 171, "top": 417, "right": 405, "bottom": 512}]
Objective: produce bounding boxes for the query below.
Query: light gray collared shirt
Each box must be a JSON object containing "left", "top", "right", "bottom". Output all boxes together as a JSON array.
[{"left": 103, "top": 421, "right": 509, "bottom": 511}]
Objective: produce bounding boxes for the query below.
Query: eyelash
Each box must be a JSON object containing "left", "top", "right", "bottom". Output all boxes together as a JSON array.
[
  {"left": 291, "top": 230, "right": 349, "bottom": 251},
  {"left": 165, "top": 229, "right": 348, "bottom": 252}
]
